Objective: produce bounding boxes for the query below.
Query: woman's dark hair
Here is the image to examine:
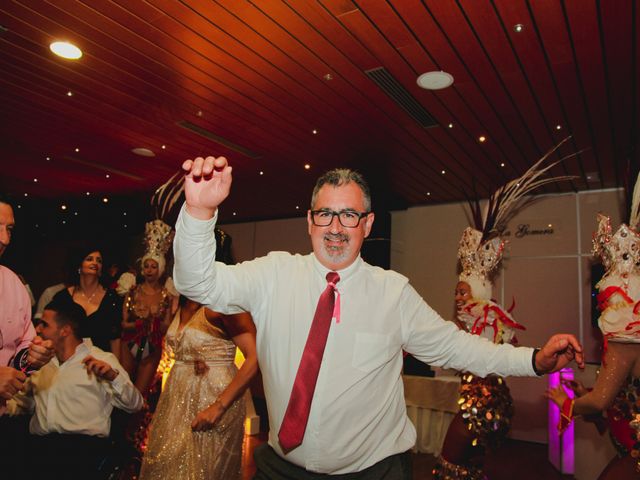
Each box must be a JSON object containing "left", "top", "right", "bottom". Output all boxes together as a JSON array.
[
  {"left": 66, "top": 244, "right": 106, "bottom": 286},
  {"left": 0, "top": 192, "right": 13, "bottom": 208}
]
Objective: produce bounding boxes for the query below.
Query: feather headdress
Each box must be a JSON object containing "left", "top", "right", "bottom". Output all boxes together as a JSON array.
[
  {"left": 140, "top": 172, "right": 186, "bottom": 276},
  {"left": 592, "top": 172, "right": 640, "bottom": 343},
  {"left": 458, "top": 137, "right": 578, "bottom": 299}
]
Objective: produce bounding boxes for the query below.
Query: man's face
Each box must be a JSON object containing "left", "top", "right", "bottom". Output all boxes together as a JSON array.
[
  {"left": 36, "top": 310, "right": 65, "bottom": 348},
  {"left": 0, "top": 202, "right": 15, "bottom": 258},
  {"left": 307, "top": 182, "right": 374, "bottom": 271}
]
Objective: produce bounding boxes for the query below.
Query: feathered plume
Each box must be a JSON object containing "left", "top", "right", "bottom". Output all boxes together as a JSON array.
[
  {"left": 467, "top": 137, "right": 580, "bottom": 241},
  {"left": 628, "top": 169, "right": 640, "bottom": 230},
  {"left": 151, "top": 170, "right": 185, "bottom": 221}
]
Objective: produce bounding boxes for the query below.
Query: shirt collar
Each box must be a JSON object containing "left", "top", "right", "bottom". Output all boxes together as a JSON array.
[
  {"left": 52, "top": 338, "right": 93, "bottom": 367},
  {"left": 311, "top": 253, "right": 362, "bottom": 284}
]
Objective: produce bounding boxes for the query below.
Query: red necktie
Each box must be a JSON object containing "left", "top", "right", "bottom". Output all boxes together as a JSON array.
[{"left": 278, "top": 271, "right": 340, "bottom": 452}]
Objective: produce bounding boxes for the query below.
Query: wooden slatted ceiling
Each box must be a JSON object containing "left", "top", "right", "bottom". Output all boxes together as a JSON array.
[{"left": 0, "top": 0, "right": 637, "bottom": 224}]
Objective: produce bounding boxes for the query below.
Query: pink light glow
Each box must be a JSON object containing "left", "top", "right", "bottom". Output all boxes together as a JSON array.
[{"left": 548, "top": 368, "right": 574, "bottom": 474}]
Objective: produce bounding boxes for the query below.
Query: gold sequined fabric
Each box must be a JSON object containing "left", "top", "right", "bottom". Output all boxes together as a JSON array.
[
  {"left": 610, "top": 376, "right": 640, "bottom": 472},
  {"left": 458, "top": 374, "right": 513, "bottom": 449},
  {"left": 139, "top": 307, "right": 245, "bottom": 480},
  {"left": 433, "top": 455, "right": 486, "bottom": 480}
]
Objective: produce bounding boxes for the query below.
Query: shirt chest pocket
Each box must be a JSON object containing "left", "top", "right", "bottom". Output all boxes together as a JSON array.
[{"left": 351, "top": 333, "right": 392, "bottom": 373}]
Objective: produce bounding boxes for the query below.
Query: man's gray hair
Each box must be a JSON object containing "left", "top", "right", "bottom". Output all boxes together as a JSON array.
[{"left": 311, "top": 168, "right": 371, "bottom": 212}]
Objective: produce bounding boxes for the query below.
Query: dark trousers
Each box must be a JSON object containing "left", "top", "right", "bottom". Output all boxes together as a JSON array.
[
  {"left": 0, "top": 414, "right": 30, "bottom": 478},
  {"left": 253, "top": 443, "right": 412, "bottom": 480},
  {"left": 29, "top": 432, "right": 110, "bottom": 480}
]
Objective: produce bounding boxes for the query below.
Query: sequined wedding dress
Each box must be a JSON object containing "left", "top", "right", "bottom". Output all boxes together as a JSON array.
[{"left": 139, "top": 307, "right": 245, "bottom": 480}]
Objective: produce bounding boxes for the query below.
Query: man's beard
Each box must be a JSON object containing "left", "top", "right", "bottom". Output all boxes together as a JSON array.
[{"left": 322, "top": 233, "right": 350, "bottom": 262}]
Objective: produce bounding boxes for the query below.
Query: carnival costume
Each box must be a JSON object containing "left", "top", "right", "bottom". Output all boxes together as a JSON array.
[
  {"left": 553, "top": 181, "right": 640, "bottom": 474},
  {"left": 121, "top": 220, "right": 175, "bottom": 361},
  {"left": 435, "top": 140, "right": 575, "bottom": 480}
]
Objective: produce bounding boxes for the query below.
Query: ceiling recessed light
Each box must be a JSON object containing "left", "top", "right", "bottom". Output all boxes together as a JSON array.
[
  {"left": 556, "top": 125, "right": 562, "bottom": 130},
  {"left": 479, "top": 136, "right": 487, "bottom": 142},
  {"left": 50, "top": 41, "right": 82, "bottom": 59},
  {"left": 448, "top": 123, "right": 454, "bottom": 129},
  {"left": 417, "top": 71, "right": 454, "bottom": 90},
  {"left": 304, "top": 164, "right": 311, "bottom": 170},
  {"left": 66, "top": 91, "right": 73, "bottom": 97},
  {"left": 514, "top": 24, "right": 524, "bottom": 33},
  {"left": 131, "top": 147, "right": 155, "bottom": 157},
  {"left": 75, "top": 147, "right": 79, "bottom": 152}
]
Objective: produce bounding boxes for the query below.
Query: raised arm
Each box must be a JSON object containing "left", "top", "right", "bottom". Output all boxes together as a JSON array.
[
  {"left": 191, "top": 311, "right": 258, "bottom": 431},
  {"left": 182, "top": 156, "right": 232, "bottom": 220}
]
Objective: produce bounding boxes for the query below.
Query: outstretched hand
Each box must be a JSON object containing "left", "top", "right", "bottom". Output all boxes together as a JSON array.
[
  {"left": 544, "top": 384, "right": 569, "bottom": 408},
  {"left": 561, "top": 378, "right": 589, "bottom": 397},
  {"left": 535, "top": 334, "right": 584, "bottom": 374},
  {"left": 182, "top": 156, "right": 232, "bottom": 220}
]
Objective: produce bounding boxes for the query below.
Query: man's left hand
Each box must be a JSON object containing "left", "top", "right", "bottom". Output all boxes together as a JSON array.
[
  {"left": 535, "top": 334, "right": 584, "bottom": 374},
  {"left": 82, "top": 356, "right": 118, "bottom": 381},
  {"left": 26, "top": 336, "right": 54, "bottom": 369}
]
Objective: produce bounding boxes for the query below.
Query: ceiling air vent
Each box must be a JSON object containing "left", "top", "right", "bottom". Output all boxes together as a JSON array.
[
  {"left": 176, "top": 120, "right": 262, "bottom": 159},
  {"left": 365, "top": 67, "right": 438, "bottom": 128}
]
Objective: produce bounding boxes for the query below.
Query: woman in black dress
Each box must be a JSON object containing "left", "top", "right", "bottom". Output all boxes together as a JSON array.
[{"left": 52, "top": 246, "right": 122, "bottom": 357}]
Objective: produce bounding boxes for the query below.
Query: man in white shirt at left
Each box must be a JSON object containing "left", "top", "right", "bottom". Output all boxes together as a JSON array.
[{"left": 8, "top": 296, "right": 144, "bottom": 480}]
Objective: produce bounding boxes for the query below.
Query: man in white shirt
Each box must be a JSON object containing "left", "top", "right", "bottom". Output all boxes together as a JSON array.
[
  {"left": 173, "top": 156, "right": 585, "bottom": 479},
  {"left": 8, "top": 296, "right": 143, "bottom": 479},
  {"left": 34, "top": 282, "right": 66, "bottom": 320}
]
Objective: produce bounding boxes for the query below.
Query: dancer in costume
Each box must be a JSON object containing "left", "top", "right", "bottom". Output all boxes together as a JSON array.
[
  {"left": 120, "top": 219, "right": 178, "bottom": 395},
  {"left": 139, "top": 297, "right": 257, "bottom": 480},
  {"left": 435, "top": 141, "right": 575, "bottom": 479},
  {"left": 546, "top": 181, "right": 640, "bottom": 479}
]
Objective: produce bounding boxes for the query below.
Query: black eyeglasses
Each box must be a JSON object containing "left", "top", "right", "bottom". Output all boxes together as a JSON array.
[{"left": 310, "top": 209, "right": 370, "bottom": 228}]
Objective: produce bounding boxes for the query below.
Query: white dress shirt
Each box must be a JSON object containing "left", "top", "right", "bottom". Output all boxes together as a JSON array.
[
  {"left": 173, "top": 205, "right": 536, "bottom": 474},
  {"left": 8, "top": 339, "right": 143, "bottom": 437}
]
